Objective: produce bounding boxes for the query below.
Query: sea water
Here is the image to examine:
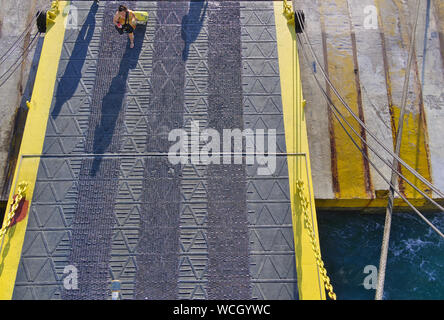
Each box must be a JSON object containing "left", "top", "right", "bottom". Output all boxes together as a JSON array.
[{"left": 317, "top": 211, "right": 444, "bottom": 300}]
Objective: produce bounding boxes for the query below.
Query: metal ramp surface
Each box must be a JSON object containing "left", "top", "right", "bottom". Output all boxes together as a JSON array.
[{"left": 8, "top": 1, "right": 300, "bottom": 300}]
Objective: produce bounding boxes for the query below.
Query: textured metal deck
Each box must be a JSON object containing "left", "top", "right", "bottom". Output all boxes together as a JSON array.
[{"left": 12, "top": 1, "right": 297, "bottom": 300}]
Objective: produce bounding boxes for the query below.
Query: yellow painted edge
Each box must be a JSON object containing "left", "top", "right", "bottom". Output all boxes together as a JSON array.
[
  {"left": 274, "top": 2, "right": 326, "bottom": 300},
  {"left": 0, "top": 1, "right": 69, "bottom": 300},
  {"left": 316, "top": 198, "right": 442, "bottom": 210},
  {"left": 319, "top": 0, "right": 370, "bottom": 199}
]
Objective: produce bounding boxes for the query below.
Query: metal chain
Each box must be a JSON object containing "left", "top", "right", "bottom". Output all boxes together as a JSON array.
[
  {"left": 0, "top": 182, "right": 29, "bottom": 241},
  {"left": 281, "top": 1, "right": 336, "bottom": 301},
  {"left": 296, "top": 179, "right": 336, "bottom": 300}
]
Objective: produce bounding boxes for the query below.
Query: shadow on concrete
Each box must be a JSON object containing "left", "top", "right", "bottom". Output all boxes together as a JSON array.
[
  {"left": 0, "top": 35, "right": 44, "bottom": 204},
  {"left": 181, "top": 0, "right": 208, "bottom": 61},
  {"left": 51, "top": 2, "right": 98, "bottom": 118},
  {"left": 90, "top": 25, "right": 145, "bottom": 176}
]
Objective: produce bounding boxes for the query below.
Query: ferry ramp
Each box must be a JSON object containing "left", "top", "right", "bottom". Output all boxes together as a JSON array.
[{"left": 0, "top": 0, "right": 324, "bottom": 300}]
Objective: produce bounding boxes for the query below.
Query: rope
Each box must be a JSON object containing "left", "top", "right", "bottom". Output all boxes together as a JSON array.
[
  {"left": 0, "top": 17, "right": 37, "bottom": 66},
  {"left": 298, "top": 30, "right": 444, "bottom": 211},
  {"left": 375, "top": 0, "right": 422, "bottom": 300},
  {"left": 0, "top": 1, "right": 54, "bottom": 88},
  {"left": 294, "top": 11, "right": 444, "bottom": 200},
  {"left": 298, "top": 36, "right": 444, "bottom": 239},
  {"left": 360, "top": 83, "right": 392, "bottom": 131},
  {"left": 0, "top": 32, "right": 40, "bottom": 89},
  {"left": 298, "top": 32, "right": 444, "bottom": 212},
  {"left": 0, "top": 1, "right": 49, "bottom": 66},
  {"left": 295, "top": 23, "right": 444, "bottom": 240},
  {"left": 294, "top": 11, "right": 444, "bottom": 214},
  {"left": 294, "top": 13, "right": 444, "bottom": 212}
]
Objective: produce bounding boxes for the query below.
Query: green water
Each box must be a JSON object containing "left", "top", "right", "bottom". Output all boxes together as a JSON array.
[{"left": 317, "top": 211, "right": 444, "bottom": 300}]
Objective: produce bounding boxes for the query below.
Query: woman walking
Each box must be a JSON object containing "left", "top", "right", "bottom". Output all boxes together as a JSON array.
[{"left": 113, "top": 5, "right": 137, "bottom": 48}]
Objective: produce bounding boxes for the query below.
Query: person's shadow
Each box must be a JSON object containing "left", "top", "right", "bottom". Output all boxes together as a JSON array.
[
  {"left": 181, "top": 0, "right": 208, "bottom": 61},
  {"left": 90, "top": 25, "right": 146, "bottom": 176},
  {"left": 52, "top": 2, "right": 98, "bottom": 118}
]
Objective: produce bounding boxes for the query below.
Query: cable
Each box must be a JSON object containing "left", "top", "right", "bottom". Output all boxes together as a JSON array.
[
  {"left": 376, "top": 0, "right": 422, "bottom": 300},
  {"left": 0, "top": 31, "right": 40, "bottom": 80},
  {"left": 295, "top": 9, "right": 444, "bottom": 198},
  {"left": 0, "top": 32, "right": 40, "bottom": 88},
  {"left": 0, "top": 17, "right": 37, "bottom": 66},
  {"left": 295, "top": 30, "right": 444, "bottom": 215},
  {"left": 294, "top": 7, "right": 444, "bottom": 217},
  {"left": 294, "top": 11, "right": 444, "bottom": 200},
  {"left": 298, "top": 12, "right": 444, "bottom": 199},
  {"left": 296, "top": 32, "right": 444, "bottom": 240},
  {"left": 329, "top": 87, "right": 444, "bottom": 239},
  {"left": 296, "top": 33, "right": 444, "bottom": 214},
  {"left": 0, "top": 1, "right": 49, "bottom": 66},
  {"left": 296, "top": 10, "right": 440, "bottom": 211},
  {"left": 0, "top": 1, "right": 52, "bottom": 89},
  {"left": 360, "top": 83, "right": 392, "bottom": 131},
  {"left": 0, "top": 1, "right": 100, "bottom": 88}
]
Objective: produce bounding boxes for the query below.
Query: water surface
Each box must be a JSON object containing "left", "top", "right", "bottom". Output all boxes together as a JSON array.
[{"left": 317, "top": 211, "right": 444, "bottom": 300}]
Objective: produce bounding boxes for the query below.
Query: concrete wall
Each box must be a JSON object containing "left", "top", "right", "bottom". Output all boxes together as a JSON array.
[
  {"left": 0, "top": 0, "right": 47, "bottom": 201},
  {"left": 296, "top": 0, "right": 444, "bottom": 208}
]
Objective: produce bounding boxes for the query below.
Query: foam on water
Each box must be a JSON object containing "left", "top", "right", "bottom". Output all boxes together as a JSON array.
[{"left": 317, "top": 211, "right": 444, "bottom": 300}]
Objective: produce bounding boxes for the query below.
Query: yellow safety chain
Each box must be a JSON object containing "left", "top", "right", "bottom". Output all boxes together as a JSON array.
[
  {"left": 0, "top": 182, "right": 29, "bottom": 241},
  {"left": 296, "top": 179, "right": 337, "bottom": 300},
  {"left": 283, "top": 0, "right": 295, "bottom": 25}
]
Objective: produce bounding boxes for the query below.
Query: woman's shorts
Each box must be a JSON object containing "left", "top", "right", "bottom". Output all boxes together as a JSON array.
[{"left": 115, "top": 24, "right": 134, "bottom": 35}]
